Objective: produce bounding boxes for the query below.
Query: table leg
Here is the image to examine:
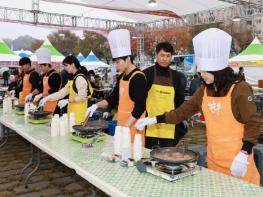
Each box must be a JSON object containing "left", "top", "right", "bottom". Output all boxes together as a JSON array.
[
  {"left": 0, "top": 126, "right": 8, "bottom": 148},
  {"left": 91, "top": 185, "right": 97, "bottom": 197},
  {"left": 20, "top": 144, "right": 35, "bottom": 181},
  {"left": 25, "top": 147, "right": 41, "bottom": 188}
]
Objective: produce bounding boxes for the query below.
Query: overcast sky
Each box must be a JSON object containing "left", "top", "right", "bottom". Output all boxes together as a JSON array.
[
  {"left": 0, "top": 0, "right": 134, "bottom": 40},
  {"left": 0, "top": 22, "right": 84, "bottom": 40},
  {"left": 0, "top": 0, "right": 87, "bottom": 40}
]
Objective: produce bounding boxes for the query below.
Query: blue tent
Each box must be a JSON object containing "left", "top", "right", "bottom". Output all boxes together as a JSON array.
[
  {"left": 77, "top": 52, "right": 85, "bottom": 62},
  {"left": 81, "top": 51, "right": 109, "bottom": 70},
  {"left": 14, "top": 49, "right": 32, "bottom": 58},
  {"left": 84, "top": 51, "right": 99, "bottom": 62},
  {"left": 18, "top": 52, "right": 29, "bottom": 58}
]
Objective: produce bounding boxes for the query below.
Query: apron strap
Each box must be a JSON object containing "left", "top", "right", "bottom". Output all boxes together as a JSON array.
[
  {"left": 204, "top": 83, "right": 236, "bottom": 97},
  {"left": 153, "top": 66, "right": 173, "bottom": 85},
  {"left": 226, "top": 84, "right": 236, "bottom": 97},
  {"left": 121, "top": 70, "right": 146, "bottom": 83}
]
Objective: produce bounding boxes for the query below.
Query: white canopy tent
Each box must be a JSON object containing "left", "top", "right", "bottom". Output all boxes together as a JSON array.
[
  {"left": 3, "top": 0, "right": 233, "bottom": 23},
  {"left": 78, "top": 0, "right": 232, "bottom": 22}
]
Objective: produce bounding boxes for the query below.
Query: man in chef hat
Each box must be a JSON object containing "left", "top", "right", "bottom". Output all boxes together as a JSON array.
[
  {"left": 19, "top": 56, "right": 40, "bottom": 104},
  {"left": 87, "top": 29, "right": 148, "bottom": 145},
  {"left": 135, "top": 28, "right": 260, "bottom": 185},
  {"left": 32, "top": 48, "right": 61, "bottom": 114}
]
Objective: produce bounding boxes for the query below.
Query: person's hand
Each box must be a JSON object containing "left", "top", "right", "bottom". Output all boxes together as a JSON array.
[
  {"left": 230, "top": 151, "right": 249, "bottom": 177},
  {"left": 135, "top": 117, "right": 157, "bottom": 131},
  {"left": 25, "top": 93, "right": 33, "bottom": 102},
  {"left": 33, "top": 94, "right": 43, "bottom": 102},
  {"left": 39, "top": 97, "right": 48, "bottom": 107},
  {"left": 103, "top": 112, "right": 110, "bottom": 119},
  {"left": 58, "top": 99, "right": 69, "bottom": 109},
  {"left": 86, "top": 104, "right": 98, "bottom": 117}
]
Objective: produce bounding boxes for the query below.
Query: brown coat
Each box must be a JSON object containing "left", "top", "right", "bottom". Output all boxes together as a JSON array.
[{"left": 157, "top": 81, "right": 260, "bottom": 146}]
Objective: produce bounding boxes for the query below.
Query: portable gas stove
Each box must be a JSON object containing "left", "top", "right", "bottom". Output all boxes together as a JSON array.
[
  {"left": 136, "top": 159, "right": 201, "bottom": 182},
  {"left": 27, "top": 115, "right": 52, "bottom": 124},
  {"left": 71, "top": 130, "right": 106, "bottom": 144},
  {"left": 70, "top": 119, "right": 108, "bottom": 144},
  {"left": 15, "top": 104, "right": 25, "bottom": 115},
  {"left": 27, "top": 111, "right": 52, "bottom": 124}
]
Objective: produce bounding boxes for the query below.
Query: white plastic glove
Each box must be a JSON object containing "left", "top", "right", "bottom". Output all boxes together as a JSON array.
[
  {"left": 39, "top": 97, "right": 49, "bottom": 107},
  {"left": 230, "top": 151, "right": 249, "bottom": 177},
  {"left": 33, "top": 93, "right": 43, "bottom": 102},
  {"left": 135, "top": 117, "right": 157, "bottom": 131},
  {"left": 25, "top": 93, "right": 33, "bottom": 102},
  {"left": 58, "top": 99, "right": 69, "bottom": 109},
  {"left": 86, "top": 104, "right": 98, "bottom": 117},
  {"left": 103, "top": 112, "right": 110, "bottom": 119}
]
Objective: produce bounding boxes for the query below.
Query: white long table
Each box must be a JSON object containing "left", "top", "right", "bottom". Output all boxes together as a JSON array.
[{"left": 1, "top": 111, "right": 263, "bottom": 197}]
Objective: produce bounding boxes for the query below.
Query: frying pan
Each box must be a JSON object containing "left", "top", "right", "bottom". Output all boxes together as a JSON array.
[
  {"left": 15, "top": 104, "right": 24, "bottom": 111},
  {"left": 150, "top": 147, "right": 199, "bottom": 165},
  {"left": 28, "top": 110, "right": 52, "bottom": 118},
  {"left": 72, "top": 119, "right": 108, "bottom": 132}
]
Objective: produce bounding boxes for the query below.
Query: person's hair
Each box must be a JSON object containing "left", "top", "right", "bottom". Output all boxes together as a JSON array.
[
  {"left": 239, "top": 66, "right": 244, "bottom": 72},
  {"left": 19, "top": 57, "right": 31, "bottom": 66},
  {"left": 63, "top": 55, "right": 88, "bottom": 76},
  {"left": 39, "top": 63, "right": 52, "bottom": 68},
  {"left": 94, "top": 74, "right": 101, "bottom": 79},
  {"left": 13, "top": 69, "right": 19, "bottom": 75},
  {"left": 204, "top": 67, "right": 238, "bottom": 97},
  {"left": 112, "top": 55, "right": 134, "bottom": 64},
  {"left": 156, "top": 42, "right": 174, "bottom": 54},
  {"left": 88, "top": 70, "right": 95, "bottom": 76}
]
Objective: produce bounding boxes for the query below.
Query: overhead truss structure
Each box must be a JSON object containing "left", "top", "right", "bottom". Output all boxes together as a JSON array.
[
  {"left": 0, "top": 3, "right": 262, "bottom": 33},
  {"left": 1, "top": 0, "right": 263, "bottom": 66}
]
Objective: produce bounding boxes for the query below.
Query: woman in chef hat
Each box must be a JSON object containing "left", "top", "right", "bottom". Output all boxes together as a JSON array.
[
  {"left": 135, "top": 28, "right": 260, "bottom": 185},
  {"left": 39, "top": 55, "right": 93, "bottom": 124}
]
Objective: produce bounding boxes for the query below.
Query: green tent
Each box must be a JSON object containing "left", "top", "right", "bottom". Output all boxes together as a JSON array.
[
  {"left": 229, "top": 37, "right": 263, "bottom": 63},
  {"left": 229, "top": 37, "right": 263, "bottom": 86},
  {"left": 0, "top": 39, "right": 20, "bottom": 63},
  {"left": 30, "top": 39, "right": 64, "bottom": 63}
]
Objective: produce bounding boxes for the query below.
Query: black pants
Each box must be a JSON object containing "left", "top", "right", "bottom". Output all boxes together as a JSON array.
[
  {"left": 3, "top": 79, "right": 8, "bottom": 86},
  {"left": 145, "top": 137, "right": 179, "bottom": 149},
  {"left": 145, "top": 122, "right": 188, "bottom": 149}
]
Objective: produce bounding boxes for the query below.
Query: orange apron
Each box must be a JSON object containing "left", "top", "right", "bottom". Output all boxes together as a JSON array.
[
  {"left": 19, "top": 72, "right": 32, "bottom": 105},
  {"left": 202, "top": 84, "right": 260, "bottom": 185},
  {"left": 117, "top": 71, "right": 145, "bottom": 144},
  {"left": 43, "top": 71, "right": 59, "bottom": 114}
]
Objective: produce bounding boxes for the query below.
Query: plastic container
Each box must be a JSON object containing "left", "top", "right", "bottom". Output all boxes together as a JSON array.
[
  {"left": 121, "top": 127, "right": 131, "bottom": 161},
  {"left": 108, "top": 120, "right": 117, "bottom": 136},
  {"left": 133, "top": 133, "right": 142, "bottom": 161}
]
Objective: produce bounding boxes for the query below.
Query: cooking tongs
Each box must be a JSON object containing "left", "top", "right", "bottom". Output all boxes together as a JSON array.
[{"left": 82, "top": 111, "right": 90, "bottom": 127}]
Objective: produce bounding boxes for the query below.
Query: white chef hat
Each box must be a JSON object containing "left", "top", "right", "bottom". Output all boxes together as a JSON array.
[
  {"left": 107, "top": 29, "right": 131, "bottom": 58},
  {"left": 36, "top": 48, "right": 51, "bottom": 64},
  {"left": 193, "top": 28, "right": 232, "bottom": 72}
]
